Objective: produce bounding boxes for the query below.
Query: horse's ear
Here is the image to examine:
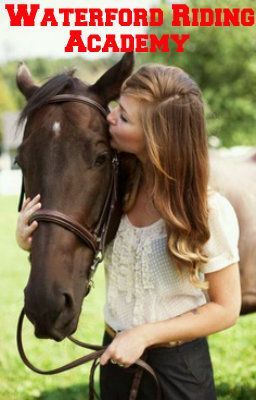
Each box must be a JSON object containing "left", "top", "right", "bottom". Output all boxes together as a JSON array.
[
  {"left": 16, "top": 62, "right": 39, "bottom": 100},
  {"left": 90, "top": 52, "right": 134, "bottom": 103}
]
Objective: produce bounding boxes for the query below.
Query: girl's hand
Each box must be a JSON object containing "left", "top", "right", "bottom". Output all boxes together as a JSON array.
[
  {"left": 100, "top": 326, "right": 148, "bottom": 368},
  {"left": 16, "top": 194, "right": 41, "bottom": 251}
]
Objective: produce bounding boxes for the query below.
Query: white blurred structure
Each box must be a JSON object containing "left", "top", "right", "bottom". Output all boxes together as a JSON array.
[
  {"left": 0, "top": 169, "right": 22, "bottom": 195},
  {"left": 0, "top": 111, "right": 23, "bottom": 194},
  {"left": 1, "top": 111, "right": 23, "bottom": 153}
]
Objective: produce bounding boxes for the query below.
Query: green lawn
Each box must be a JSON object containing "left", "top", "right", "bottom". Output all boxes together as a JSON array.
[{"left": 0, "top": 196, "right": 256, "bottom": 400}]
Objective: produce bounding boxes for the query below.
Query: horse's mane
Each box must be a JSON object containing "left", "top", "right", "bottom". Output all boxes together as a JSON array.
[{"left": 18, "top": 70, "right": 87, "bottom": 125}]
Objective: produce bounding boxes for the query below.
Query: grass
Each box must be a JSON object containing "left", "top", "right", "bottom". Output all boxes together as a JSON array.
[{"left": 0, "top": 195, "right": 256, "bottom": 399}]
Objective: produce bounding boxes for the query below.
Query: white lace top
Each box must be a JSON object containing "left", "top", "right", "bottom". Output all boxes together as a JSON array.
[{"left": 103, "top": 192, "right": 240, "bottom": 331}]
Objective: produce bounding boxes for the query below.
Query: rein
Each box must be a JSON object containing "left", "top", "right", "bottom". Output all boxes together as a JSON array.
[
  {"left": 16, "top": 93, "right": 162, "bottom": 400},
  {"left": 17, "top": 308, "right": 161, "bottom": 400}
]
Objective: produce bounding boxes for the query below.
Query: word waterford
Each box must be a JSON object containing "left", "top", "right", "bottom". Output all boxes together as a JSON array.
[{"left": 4, "top": 4, "right": 255, "bottom": 53}]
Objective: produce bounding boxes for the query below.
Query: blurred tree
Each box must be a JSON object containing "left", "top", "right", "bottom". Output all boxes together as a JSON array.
[
  {"left": 138, "top": 0, "right": 256, "bottom": 146},
  {"left": 1, "top": 0, "right": 255, "bottom": 148},
  {"left": 0, "top": 73, "right": 16, "bottom": 112}
]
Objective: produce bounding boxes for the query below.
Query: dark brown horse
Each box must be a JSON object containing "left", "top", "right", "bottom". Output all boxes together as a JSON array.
[
  {"left": 16, "top": 53, "right": 255, "bottom": 347},
  {"left": 16, "top": 53, "right": 133, "bottom": 341}
]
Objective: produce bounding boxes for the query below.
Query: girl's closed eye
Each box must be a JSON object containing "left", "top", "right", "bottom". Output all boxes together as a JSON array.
[
  {"left": 117, "top": 103, "right": 129, "bottom": 123},
  {"left": 120, "top": 114, "right": 128, "bottom": 122}
]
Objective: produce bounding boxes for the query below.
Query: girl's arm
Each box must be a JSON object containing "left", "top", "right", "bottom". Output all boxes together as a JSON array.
[
  {"left": 100, "top": 262, "right": 241, "bottom": 366},
  {"left": 142, "top": 262, "right": 241, "bottom": 346}
]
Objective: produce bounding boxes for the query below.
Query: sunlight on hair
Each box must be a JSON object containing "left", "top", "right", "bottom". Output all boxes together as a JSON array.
[{"left": 121, "top": 64, "right": 210, "bottom": 289}]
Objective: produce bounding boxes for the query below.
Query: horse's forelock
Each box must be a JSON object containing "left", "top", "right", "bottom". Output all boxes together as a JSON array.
[{"left": 18, "top": 71, "right": 86, "bottom": 126}]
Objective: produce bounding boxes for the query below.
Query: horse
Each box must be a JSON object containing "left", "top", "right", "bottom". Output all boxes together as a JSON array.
[
  {"left": 16, "top": 53, "right": 256, "bottom": 341},
  {"left": 16, "top": 52, "right": 134, "bottom": 341}
]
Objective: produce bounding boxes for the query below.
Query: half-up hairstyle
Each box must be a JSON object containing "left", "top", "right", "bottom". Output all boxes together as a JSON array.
[{"left": 121, "top": 64, "right": 210, "bottom": 289}]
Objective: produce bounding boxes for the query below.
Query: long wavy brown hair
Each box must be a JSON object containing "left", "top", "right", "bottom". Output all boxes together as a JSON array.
[{"left": 121, "top": 64, "right": 210, "bottom": 289}]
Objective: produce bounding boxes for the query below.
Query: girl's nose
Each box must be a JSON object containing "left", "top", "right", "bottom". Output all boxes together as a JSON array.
[{"left": 107, "top": 108, "right": 117, "bottom": 126}]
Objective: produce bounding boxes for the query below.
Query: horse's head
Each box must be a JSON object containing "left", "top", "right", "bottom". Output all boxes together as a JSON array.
[{"left": 16, "top": 53, "right": 134, "bottom": 341}]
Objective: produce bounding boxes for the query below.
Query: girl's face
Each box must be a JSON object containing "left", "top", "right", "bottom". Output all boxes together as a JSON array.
[{"left": 107, "top": 95, "right": 146, "bottom": 160}]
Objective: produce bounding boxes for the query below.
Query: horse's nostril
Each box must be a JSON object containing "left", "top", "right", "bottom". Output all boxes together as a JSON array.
[{"left": 63, "top": 292, "right": 74, "bottom": 309}]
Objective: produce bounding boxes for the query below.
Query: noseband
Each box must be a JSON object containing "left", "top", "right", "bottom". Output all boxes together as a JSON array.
[{"left": 18, "top": 94, "right": 118, "bottom": 293}]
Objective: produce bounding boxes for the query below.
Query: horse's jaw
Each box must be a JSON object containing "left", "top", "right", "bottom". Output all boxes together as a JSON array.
[{"left": 24, "top": 247, "right": 93, "bottom": 341}]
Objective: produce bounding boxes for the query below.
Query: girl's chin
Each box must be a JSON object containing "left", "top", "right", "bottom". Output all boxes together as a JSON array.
[
  {"left": 110, "top": 137, "right": 116, "bottom": 146},
  {"left": 110, "top": 138, "right": 120, "bottom": 150},
  {"left": 110, "top": 138, "right": 128, "bottom": 153}
]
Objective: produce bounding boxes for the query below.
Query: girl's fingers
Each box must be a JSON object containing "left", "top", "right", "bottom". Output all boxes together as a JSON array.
[
  {"left": 26, "top": 221, "right": 38, "bottom": 235},
  {"left": 24, "top": 202, "right": 41, "bottom": 223},
  {"left": 21, "top": 197, "right": 31, "bottom": 211},
  {"left": 22, "top": 194, "right": 41, "bottom": 212},
  {"left": 26, "top": 194, "right": 41, "bottom": 211}
]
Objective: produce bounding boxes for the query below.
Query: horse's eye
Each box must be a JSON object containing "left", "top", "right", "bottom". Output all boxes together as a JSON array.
[{"left": 94, "top": 153, "right": 109, "bottom": 167}]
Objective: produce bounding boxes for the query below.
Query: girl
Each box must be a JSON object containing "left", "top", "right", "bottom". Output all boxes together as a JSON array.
[{"left": 16, "top": 64, "right": 241, "bottom": 400}]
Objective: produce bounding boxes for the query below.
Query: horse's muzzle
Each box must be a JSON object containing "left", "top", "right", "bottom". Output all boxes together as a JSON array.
[{"left": 24, "top": 286, "right": 79, "bottom": 341}]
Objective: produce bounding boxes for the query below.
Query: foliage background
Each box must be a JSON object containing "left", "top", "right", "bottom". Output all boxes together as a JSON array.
[
  {"left": 141, "top": 0, "right": 256, "bottom": 146},
  {"left": 0, "top": 0, "right": 256, "bottom": 147}
]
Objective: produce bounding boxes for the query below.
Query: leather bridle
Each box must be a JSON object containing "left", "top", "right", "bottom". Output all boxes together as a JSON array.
[{"left": 16, "top": 93, "right": 162, "bottom": 400}]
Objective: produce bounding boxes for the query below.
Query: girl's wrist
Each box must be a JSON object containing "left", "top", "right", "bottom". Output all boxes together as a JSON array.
[{"left": 136, "top": 323, "right": 156, "bottom": 348}]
